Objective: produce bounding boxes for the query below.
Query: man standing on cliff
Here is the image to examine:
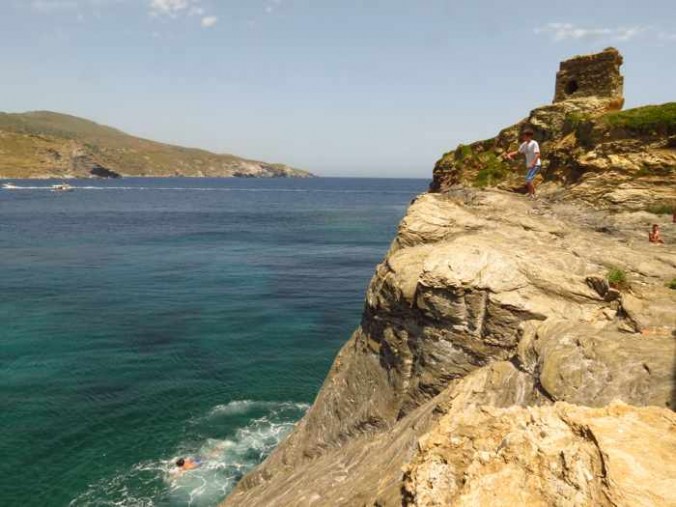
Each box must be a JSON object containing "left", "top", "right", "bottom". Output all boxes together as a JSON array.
[{"left": 505, "top": 127, "right": 541, "bottom": 199}]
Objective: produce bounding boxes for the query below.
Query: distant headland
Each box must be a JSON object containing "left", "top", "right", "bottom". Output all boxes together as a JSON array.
[{"left": 0, "top": 111, "right": 313, "bottom": 179}]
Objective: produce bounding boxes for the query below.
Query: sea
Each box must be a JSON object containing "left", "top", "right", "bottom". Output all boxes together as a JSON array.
[{"left": 0, "top": 177, "right": 428, "bottom": 507}]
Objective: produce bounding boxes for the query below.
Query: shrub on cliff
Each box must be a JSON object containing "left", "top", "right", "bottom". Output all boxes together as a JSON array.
[{"left": 607, "top": 267, "right": 629, "bottom": 290}]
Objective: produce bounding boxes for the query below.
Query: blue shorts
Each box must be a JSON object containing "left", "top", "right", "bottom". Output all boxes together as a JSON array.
[{"left": 525, "top": 166, "right": 541, "bottom": 182}]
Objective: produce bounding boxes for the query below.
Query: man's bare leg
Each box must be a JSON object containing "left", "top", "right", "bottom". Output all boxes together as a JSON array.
[{"left": 526, "top": 181, "right": 535, "bottom": 199}]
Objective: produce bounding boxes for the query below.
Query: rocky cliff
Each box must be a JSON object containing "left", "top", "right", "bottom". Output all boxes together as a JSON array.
[
  {"left": 223, "top": 49, "right": 675, "bottom": 506},
  {"left": 430, "top": 48, "right": 674, "bottom": 213},
  {"left": 0, "top": 111, "right": 312, "bottom": 179}
]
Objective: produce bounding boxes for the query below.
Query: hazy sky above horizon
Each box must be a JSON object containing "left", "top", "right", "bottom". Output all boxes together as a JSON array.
[{"left": 2, "top": 0, "right": 674, "bottom": 177}]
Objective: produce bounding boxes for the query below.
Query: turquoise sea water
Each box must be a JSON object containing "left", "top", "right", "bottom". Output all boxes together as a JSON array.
[{"left": 1, "top": 177, "right": 428, "bottom": 506}]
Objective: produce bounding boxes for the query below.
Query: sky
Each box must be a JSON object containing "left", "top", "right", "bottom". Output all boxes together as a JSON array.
[{"left": 1, "top": 0, "right": 674, "bottom": 177}]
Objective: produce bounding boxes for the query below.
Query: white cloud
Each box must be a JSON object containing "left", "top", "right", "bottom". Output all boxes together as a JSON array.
[
  {"left": 27, "top": 0, "right": 221, "bottom": 30},
  {"left": 265, "top": 0, "right": 282, "bottom": 15},
  {"left": 201, "top": 15, "right": 218, "bottom": 28},
  {"left": 534, "top": 23, "right": 645, "bottom": 42},
  {"left": 149, "top": 0, "right": 217, "bottom": 28},
  {"left": 149, "top": 0, "right": 197, "bottom": 17}
]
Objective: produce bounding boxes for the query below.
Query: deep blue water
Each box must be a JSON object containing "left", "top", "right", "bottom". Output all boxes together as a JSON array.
[{"left": 0, "top": 177, "right": 427, "bottom": 506}]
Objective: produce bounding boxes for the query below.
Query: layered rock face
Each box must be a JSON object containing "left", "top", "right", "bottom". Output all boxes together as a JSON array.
[
  {"left": 405, "top": 402, "right": 675, "bottom": 507},
  {"left": 223, "top": 49, "right": 675, "bottom": 506},
  {"left": 224, "top": 190, "right": 675, "bottom": 506}
]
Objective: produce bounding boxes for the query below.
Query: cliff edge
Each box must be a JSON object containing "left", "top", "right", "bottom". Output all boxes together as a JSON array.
[{"left": 223, "top": 49, "right": 676, "bottom": 507}]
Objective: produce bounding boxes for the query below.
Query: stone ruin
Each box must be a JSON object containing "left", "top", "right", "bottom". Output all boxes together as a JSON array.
[{"left": 553, "top": 47, "right": 624, "bottom": 103}]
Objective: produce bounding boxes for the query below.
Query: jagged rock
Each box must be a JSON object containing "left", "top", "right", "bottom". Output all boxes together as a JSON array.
[
  {"left": 585, "top": 274, "right": 609, "bottom": 297},
  {"left": 225, "top": 361, "right": 545, "bottom": 507},
  {"left": 403, "top": 402, "right": 676, "bottom": 507},
  {"left": 533, "top": 319, "right": 673, "bottom": 407}
]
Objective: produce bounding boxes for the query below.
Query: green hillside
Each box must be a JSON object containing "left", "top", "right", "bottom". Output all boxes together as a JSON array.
[{"left": 0, "top": 111, "right": 312, "bottom": 179}]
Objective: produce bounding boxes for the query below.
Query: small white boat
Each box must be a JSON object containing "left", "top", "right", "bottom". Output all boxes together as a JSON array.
[
  {"left": 51, "top": 183, "right": 74, "bottom": 192},
  {"left": 2, "top": 183, "right": 19, "bottom": 190}
]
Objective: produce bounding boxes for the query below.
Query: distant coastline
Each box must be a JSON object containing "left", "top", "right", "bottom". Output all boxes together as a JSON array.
[
  {"left": 0, "top": 173, "right": 316, "bottom": 180},
  {"left": 0, "top": 111, "right": 313, "bottom": 180}
]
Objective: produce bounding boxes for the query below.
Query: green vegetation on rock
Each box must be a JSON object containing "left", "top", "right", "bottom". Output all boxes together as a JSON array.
[
  {"left": 455, "top": 144, "right": 473, "bottom": 161},
  {"left": 603, "top": 103, "right": 676, "bottom": 135},
  {"left": 565, "top": 112, "right": 591, "bottom": 130},
  {"left": 607, "top": 267, "right": 628, "bottom": 290},
  {"left": 474, "top": 152, "right": 507, "bottom": 188},
  {"left": 432, "top": 142, "right": 509, "bottom": 189}
]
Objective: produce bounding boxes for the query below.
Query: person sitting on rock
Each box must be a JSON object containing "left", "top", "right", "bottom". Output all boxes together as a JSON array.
[
  {"left": 648, "top": 224, "right": 664, "bottom": 244},
  {"left": 505, "top": 127, "right": 541, "bottom": 200}
]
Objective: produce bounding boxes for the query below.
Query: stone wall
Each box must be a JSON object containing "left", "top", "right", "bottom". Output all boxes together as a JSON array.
[{"left": 553, "top": 47, "right": 624, "bottom": 103}]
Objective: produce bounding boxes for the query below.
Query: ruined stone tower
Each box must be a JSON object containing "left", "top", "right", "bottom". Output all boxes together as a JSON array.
[{"left": 553, "top": 47, "right": 624, "bottom": 103}]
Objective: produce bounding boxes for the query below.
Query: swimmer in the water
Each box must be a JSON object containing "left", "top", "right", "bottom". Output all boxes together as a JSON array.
[{"left": 175, "top": 457, "right": 201, "bottom": 472}]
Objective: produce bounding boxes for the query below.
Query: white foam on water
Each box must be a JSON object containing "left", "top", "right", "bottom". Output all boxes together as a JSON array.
[
  {"left": 207, "top": 399, "right": 310, "bottom": 417},
  {"left": 69, "top": 460, "right": 166, "bottom": 507},
  {"left": 69, "top": 400, "right": 309, "bottom": 507}
]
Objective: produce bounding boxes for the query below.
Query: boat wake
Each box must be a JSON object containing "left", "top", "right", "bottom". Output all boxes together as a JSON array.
[
  {"left": 2, "top": 184, "right": 414, "bottom": 194},
  {"left": 69, "top": 400, "right": 309, "bottom": 507}
]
